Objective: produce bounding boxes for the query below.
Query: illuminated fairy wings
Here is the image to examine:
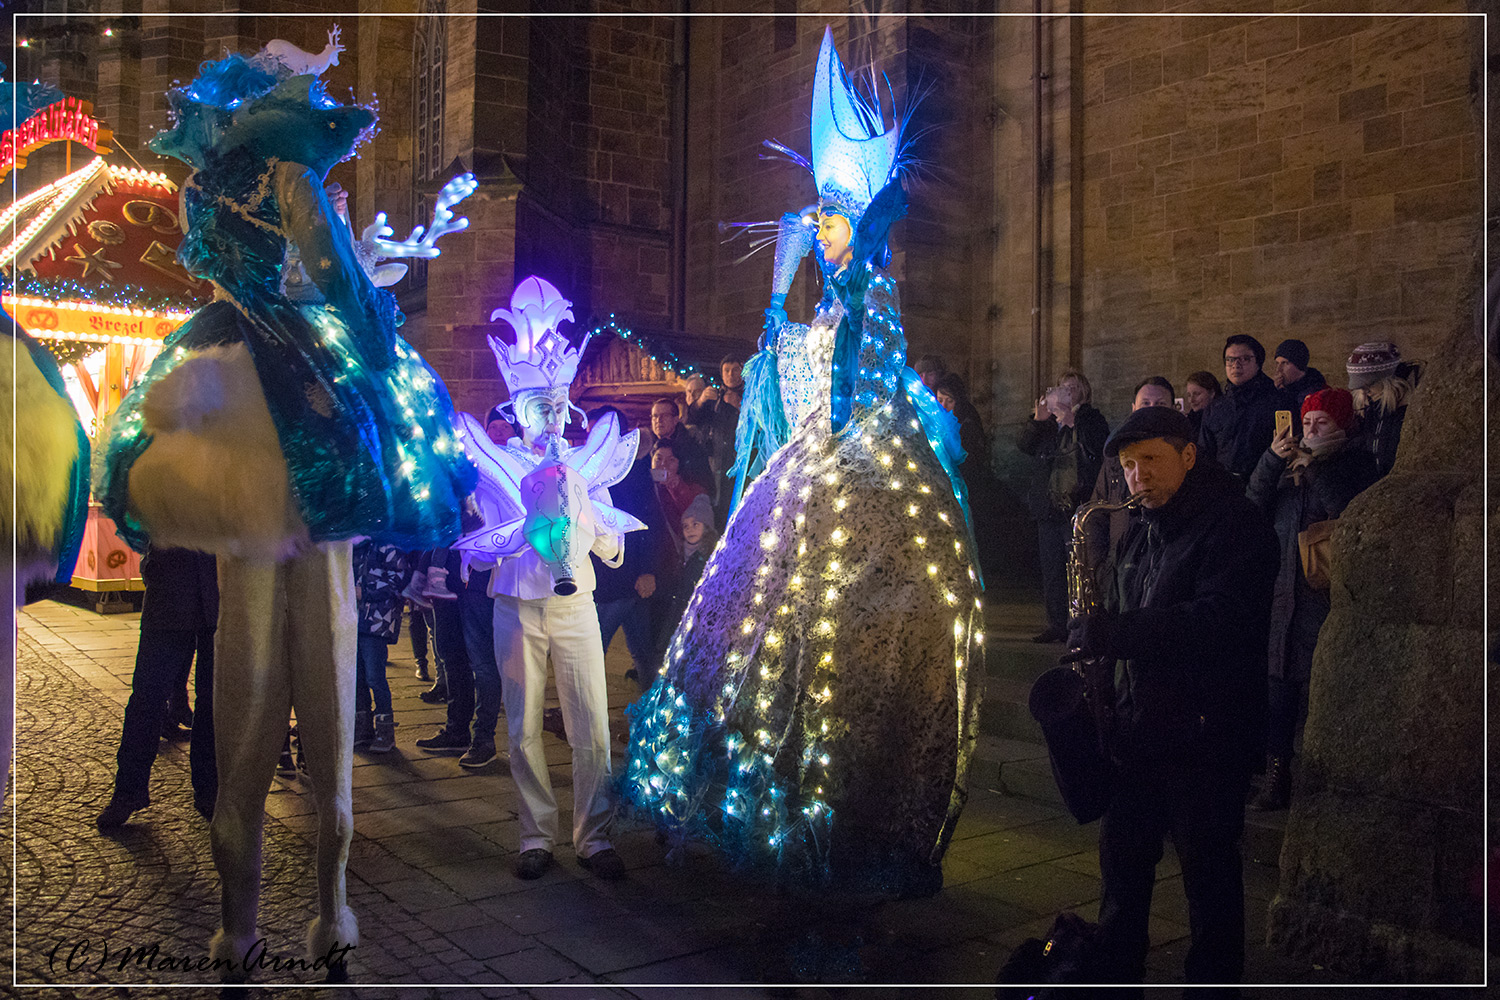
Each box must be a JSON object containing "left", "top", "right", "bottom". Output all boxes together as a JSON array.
[{"left": 451, "top": 409, "right": 645, "bottom": 561}]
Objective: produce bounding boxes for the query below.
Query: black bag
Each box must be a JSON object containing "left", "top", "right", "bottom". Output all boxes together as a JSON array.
[
  {"left": 1046, "top": 428, "right": 1082, "bottom": 512},
  {"left": 1028, "top": 666, "right": 1112, "bottom": 824},
  {"left": 995, "top": 911, "right": 1103, "bottom": 995}
]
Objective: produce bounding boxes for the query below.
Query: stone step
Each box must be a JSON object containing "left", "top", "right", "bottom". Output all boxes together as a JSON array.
[{"left": 978, "top": 675, "right": 1045, "bottom": 744}]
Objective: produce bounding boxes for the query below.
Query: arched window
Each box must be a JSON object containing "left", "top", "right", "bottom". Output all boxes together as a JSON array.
[{"left": 410, "top": 2, "right": 447, "bottom": 290}]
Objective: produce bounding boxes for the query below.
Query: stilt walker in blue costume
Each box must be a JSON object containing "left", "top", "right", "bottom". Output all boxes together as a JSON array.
[
  {"left": 2, "top": 71, "right": 92, "bottom": 797},
  {"left": 98, "top": 32, "right": 476, "bottom": 978},
  {"left": 623, "top": 27, "right": 983, "bottom": 896}
]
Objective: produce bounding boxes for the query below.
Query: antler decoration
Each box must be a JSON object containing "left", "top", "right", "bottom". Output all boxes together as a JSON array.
[{"left": 367, "top": 172, "right": 478, "bottom": 259}]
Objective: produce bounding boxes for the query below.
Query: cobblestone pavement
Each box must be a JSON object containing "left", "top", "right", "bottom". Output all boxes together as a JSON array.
[{"left": 6, "top": 598, "right": 1329, "bottom": 998}]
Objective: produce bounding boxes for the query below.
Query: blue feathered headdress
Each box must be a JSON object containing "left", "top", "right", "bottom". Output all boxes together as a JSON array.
[{"left": 150, "top": 52, "right": 373, "bottom": 179}]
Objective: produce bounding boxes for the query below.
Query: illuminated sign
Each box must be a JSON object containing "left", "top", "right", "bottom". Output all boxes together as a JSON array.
[{"left": 1, "top": 97, "right": 114, "bottom": 175}]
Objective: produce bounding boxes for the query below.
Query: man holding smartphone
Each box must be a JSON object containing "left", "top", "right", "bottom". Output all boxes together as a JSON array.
[{"left": 1196, "top": 334, "right": 1293, "bottom": 482}]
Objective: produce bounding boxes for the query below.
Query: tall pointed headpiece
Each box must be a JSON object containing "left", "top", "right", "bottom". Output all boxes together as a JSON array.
[
  {"left": 488, "top": 276, "right": 589, "bottom": 394},
  {"left": 810, "top": 26, "right": 901, "bottom": 222}
]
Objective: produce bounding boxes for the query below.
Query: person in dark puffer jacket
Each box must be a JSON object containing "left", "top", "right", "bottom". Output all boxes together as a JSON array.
[
  {"left": 1245, "top": 388, "right": 1376, "bottom": 811},
  {"left": 353, "top": 540, "right": 410, "bottom": 754},
  {"left": 1197, "top": 334, "right": 1293, "bottom": 482}
]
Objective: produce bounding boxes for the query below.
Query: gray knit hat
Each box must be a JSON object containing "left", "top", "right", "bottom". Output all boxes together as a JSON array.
[
  {"left": 682, "top": 493, "right": 716, "bottom": 533},
  {"left": 1346, "top": 341, "right": 1400, "bottom": 390}
]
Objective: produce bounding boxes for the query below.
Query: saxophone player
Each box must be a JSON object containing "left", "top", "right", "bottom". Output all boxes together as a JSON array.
[{"left": 1062, "top": 405, "right": 1277, "bottom": 985}]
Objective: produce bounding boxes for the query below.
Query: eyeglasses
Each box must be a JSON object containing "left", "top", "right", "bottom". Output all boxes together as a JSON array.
[{"left": 1224, "top": 355, "right": 1257, "bottom": 367}]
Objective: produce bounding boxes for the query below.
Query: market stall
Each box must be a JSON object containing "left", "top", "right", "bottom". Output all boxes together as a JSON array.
[{"left": 3, "top": 155, "right": 207, "bottom": 599}]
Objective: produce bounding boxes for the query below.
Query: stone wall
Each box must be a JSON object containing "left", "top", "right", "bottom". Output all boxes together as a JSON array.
[
  {"left": 1265, "top": 276, "right": 1486, "bottom": 981},
  {"left": 984, "top": 4, "right": 1481, "bottom": 450}
]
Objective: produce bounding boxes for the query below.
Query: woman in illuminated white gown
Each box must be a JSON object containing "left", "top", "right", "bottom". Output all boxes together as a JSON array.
[{"left": 624, "top": 28, "right": 983, "bottom": 895}]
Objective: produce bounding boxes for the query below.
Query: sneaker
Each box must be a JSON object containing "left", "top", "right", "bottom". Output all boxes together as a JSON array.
[
  {"left": 418, "top": 682, "right": 448, "bottom": 704},
  {"left": 514, "top": 848, "right": 553, "bottom": 880},
  {"left": 415, "top": 728, "right": 469, "bottom": 754},
  {"left": 353, "top": 711, "right": 374, "bottom": 751},
  {"left": 578, "top": 847, "right": 625, "bottom": 880},
  {"left": 400, "top": 570, "right": 432, "bottom": 607},
  {"left": 458, "top": 742, "right": 498, "bottom": 769},
  {"left": 96, "top": 792, "right": 150, "bottom": 830},
  {"left": 369, "top": 713, "right": 397, "bottom": 754},
  {"left": 423, "top": 565, "right": 459, "bottom": 601}
]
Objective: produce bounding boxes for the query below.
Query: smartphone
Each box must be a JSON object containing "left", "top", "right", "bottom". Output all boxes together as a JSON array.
[
  {"left": 1174, "top": 397, "right": 1185, "bottom": 413},
  {"left": 1274, "top": 409, "right": 1293, "bottom": 438}
]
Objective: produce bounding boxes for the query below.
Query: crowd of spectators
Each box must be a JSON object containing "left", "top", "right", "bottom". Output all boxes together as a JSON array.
[{"left": 1017, "top": 335, "right": 1419, "bottom": 812}]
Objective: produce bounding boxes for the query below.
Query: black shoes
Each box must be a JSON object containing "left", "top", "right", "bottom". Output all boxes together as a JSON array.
[
  {"left": 458, "top": 742, "right": 498, "bottom": 769},
  {"left": 1031, "top": 626, "right": 1068, "bottom": 644},
  {"left": 542, "top": 708, "right": 568, "bottom": 742},
  {"left": 96, "top": 792, "right": 150, "bottom": 830},
  {"left": 514, "top": 849, "right": 553, "bottom": 880},
  {"left": 418, "top": 683, "right": 448, "bottom": 704},
  {"left": 578, "top": 848, "right": 625, "bottom": 880},
  {"left": 415, "top": 728, "right": 469, "bottom": 754},
  {"left": 414, "top": 662, "right": 431, "bottom": 683}
]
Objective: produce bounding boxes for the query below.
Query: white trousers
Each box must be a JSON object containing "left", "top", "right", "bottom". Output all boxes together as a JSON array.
[
  {"left": 495, "top": 592, "right": 614, "bottom": 858},
  {"left": 209, "top": 543, "right": 358, "bottom": 966}
]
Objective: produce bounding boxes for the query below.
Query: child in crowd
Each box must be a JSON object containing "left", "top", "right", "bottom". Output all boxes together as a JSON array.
[
  {"left": 655, "top": 494, "right": 718, "bottom": 655},
  {"left": 353, "top": 540, "right": 411, "bottom": 754}
]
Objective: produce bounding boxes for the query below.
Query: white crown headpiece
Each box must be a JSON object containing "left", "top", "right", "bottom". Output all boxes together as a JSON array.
[
  {"left": 488, "top": 276, "right": 590, "bottom": 395},
  {"left": 810, "top": 26, "right": 902, "bottom": 222}
]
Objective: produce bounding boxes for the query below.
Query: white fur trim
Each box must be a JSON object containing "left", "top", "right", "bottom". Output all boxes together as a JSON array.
[
  {"left": 128, "top": 343, "right": 309, "bottom": 562},
  {"left": 208, "top": 927, "right": 259, "bottom": 983},
  {"left": 1, "top": 346, "right": 81, "bottom": 575},
  {"left": 306, "top": 906, "right": 358, "bottom": 962}
]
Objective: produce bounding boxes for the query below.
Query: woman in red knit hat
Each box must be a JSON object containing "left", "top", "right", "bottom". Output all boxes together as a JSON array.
[{"left": 1244, "top": 388, "right": 1378, "bottom": 810}]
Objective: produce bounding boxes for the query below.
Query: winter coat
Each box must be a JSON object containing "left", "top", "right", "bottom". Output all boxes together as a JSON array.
[
  {"left": 1362, "top": 402, "right": 1407, "bottom": 479},
  {"left": 1017, "top": 407, "right": 1108, "bottom": 522},
  {"left": 1084, "top": 456, "right": 1132, "bottom": 586},
  {"left": 1245, "top": 442, "right": 1377, "bottom": 681},
  {"left": 593, "top": 455, "right": 674, "bottom": 603},
  {"left": 354, "top": 540, "right": 410, "bottom": 643},
  {"left": 1197, "top": 371, "right": 1292, "bottom": 481},
  {"left": 139, "top": 546, "right": 219, "bottom": 633},
  {"left": 1103, "top": 464, "right": 1279, "bottom": 776},
  {"left": 1282, "top": 366, "right": 1327, "bottom": 415},
  {"left": 655, "top": 426, "right": 714, "bottom": 493},
  {"left": 654, "top": 544, "right": 711, "bottom": 655}
]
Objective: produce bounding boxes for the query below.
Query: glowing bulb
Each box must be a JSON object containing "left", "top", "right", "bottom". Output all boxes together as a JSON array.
[
  {"left": 824, "top": 587, "right": 838, "bottom": 602},
  {"left": 914, "top": 535, "right": 927, "bottom": 547},
  {"left": 830, "top": 528, "right": 845, "bottom": 545},
  {"left": 834, "top": 497, "right": 848, "bottom": 511},
  {"left": 927, "top": 564, "right": 938, "bottom": 576},
  {"left": 760, "top": 531, "right": 778, "bottom": 550}
]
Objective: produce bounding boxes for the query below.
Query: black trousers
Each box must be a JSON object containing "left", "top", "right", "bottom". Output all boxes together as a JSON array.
[
  {"left": 1036, "top": 516, "right": 1070, "bottom": 631},
  {"left": 114, "top": 628, "right": 216, "bottom": 804},
  {"left": 1096, "top": 762, "right": 1248, "bottom": 984}
]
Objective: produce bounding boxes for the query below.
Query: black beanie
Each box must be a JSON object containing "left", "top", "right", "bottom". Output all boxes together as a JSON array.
[{"left": 1274, "top": 339, "right": 1310, "bottom": 370}]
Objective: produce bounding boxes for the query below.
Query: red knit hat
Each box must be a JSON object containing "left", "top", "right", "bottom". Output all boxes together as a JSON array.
[{"left": 1301, "top": 387, "right": 1355, "bottom": 430}]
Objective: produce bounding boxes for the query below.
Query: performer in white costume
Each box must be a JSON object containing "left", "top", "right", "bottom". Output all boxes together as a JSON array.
[
  {"left": 99, "top": 35, "right": 476, "bottom": 979},
  {"left": 453, "top": 276, "right": 645, "bottom": 880}
]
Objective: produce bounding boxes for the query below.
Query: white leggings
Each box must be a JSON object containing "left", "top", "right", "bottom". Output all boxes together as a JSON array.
[{"left": 209, "top": 542, "right": 358, "bottom": 968}]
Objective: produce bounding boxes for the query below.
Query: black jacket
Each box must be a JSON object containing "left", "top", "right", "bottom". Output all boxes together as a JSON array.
[
  {"left": 1245, "top": 442, "right": 1377, "bottom": 680},
  {"left": 1363, "top": 402, "right": 1407, "bottom": 479},
  {"left": 1283, "top": 366, "right": 1327, "bottom": 414},
  {"left": 592, "top": 455, "right": 674, "bottom": 603},
  {"left": 139, "top": 547, "right": 218, "bottom": 633},
  {"left": 1197, "top": 371, "right": 1291, "bottom": 481},
  {"left": 1102, "top": 464, "right": 1279, "bottom": 775},
  {"left": 1017, "top": 406, "right": 1109, "bottom": 521}
]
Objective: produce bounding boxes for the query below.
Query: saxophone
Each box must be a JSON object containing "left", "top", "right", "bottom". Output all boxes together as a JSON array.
[{"left": 1029, "top": 491, "right": 1145, "bottom": 823}]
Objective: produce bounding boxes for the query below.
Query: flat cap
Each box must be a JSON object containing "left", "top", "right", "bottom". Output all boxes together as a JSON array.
[{"left": 1104, "top": 405, "right": 1196, "bottom": 457}]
